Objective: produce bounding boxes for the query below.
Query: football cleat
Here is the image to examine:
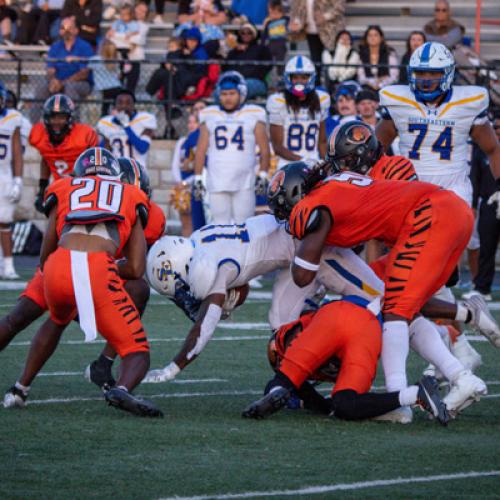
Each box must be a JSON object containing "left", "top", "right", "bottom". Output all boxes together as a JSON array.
[
  {"left": 372, "top": 406, "right": 413, "bottom": 424},
  {"left": 443, "top": 370, "right": 487, "bottom": 417},
  {"left": 463, "top": 294, "right": 500, "bottom": 347},
  {"left": 462, "top": 290, "right": 492, "bottom": 301},
  {"left": 242, "top": 386, "right": 290, "bottom": 419},
  {"left": 450, "top": 335, "right": 482, "bottom": 372},
  {"left": 104, "top": 387, "right": 163, "bottom": 417},
  {"left": 3, "top": 385, "right": 28, "bottom": 408},
  {"left": 415, "top": 375, "right": 450, "bottom": 425},
  {"left": 84, "top": 359, "right": 116, "bottom": 391}
]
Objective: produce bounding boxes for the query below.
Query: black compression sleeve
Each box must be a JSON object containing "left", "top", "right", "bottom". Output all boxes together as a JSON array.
[{"left": 331, "top": 389, "right": 401, "bottom": 420}]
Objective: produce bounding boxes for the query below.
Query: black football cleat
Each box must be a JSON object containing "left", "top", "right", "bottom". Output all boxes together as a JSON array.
[
  {"left": 85, "top": 358, "right": 116, "bottom": 392},
  {"left": 104, "top": 387, "right": 163, "bottom": 418},
  {"left": 242, "top": 386, "right": 290, "bottom": 419},
  {"left": 416, "top": 375, "right": 450, "bottom": 426}
]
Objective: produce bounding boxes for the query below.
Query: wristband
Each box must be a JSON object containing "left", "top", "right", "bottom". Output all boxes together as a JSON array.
[{"left": 294, "top": 256, "right": 320, "bottom": 272}]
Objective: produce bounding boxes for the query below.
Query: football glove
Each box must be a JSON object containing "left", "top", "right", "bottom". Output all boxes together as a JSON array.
[
  {"left": 142, "top": 362, "right": 180, "bottom": 384},
  {"left": 255, "top": 171, "right": 269, "bottom": 196},
  {"left": 34, "top": 178, "right": 49, "bottom": 213},
  {"left": 113, "top": 111, "right": 130, "bottom": 128},
  {"left": 8, "top": 177, "right": 22, "bottom": 203},
  {"left": 170, "top": 279, "right": 201, "bottom": 322},
  {"left": 487, "top": 191, "right": 500, "bottom": 219},
  {"left": 193, "top": 174, "right": 206, "bottom": 201}
]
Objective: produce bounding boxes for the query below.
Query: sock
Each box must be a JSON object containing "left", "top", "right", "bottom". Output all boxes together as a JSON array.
[
  {"left": 3, "top": 257, "right": 14, "bottom": 274},
  {"left": 409, "top": 317, "right": 463, "bottom": 382},
  {"left": 15, "top": 381, "right": 30, "bottom": 394},
  {"left": 381, "top": 320, "right": 409, "bottom": 392},
  {"left": 455, "top": 303, "right": 472, "bottom": 323},
  {"left": 398, "top": 385, "right": 419, "bottom": 406},
  {"left": 117, "top": 385, "right": 128, "bottom": 392}
]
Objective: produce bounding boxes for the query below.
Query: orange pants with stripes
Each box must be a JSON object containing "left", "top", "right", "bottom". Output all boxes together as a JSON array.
[
  {"left": 20, "top": 267, "right": 47, "bottom": 310},
  {"left": 279, "top": 301, "right": 382, "bottom": 395},
  {"left": 43, "top": 247, "right": 149, "bottom": 357},
  {"left": 383, "top": 189, "right": 473, "bottom": 320}
]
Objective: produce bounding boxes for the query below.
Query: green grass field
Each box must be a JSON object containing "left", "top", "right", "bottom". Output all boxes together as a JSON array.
[{"left": 0, "top": 276, "right": 499, "bottom": 499}]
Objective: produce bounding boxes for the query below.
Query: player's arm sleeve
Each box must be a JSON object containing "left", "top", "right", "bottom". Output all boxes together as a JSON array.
[
  {"left": 266, "top": 95, "right": 285, "bottom": 126},
  {"left": 124, "top": 126, "right": 151, "bottom": 154},
  {"left": 472, "top": 91, "right": 490, "bottom": 126},
  {"left": 319, "top": 92, "right": 331, "bottom": 122}
]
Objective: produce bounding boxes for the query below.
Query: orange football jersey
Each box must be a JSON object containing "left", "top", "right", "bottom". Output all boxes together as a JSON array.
[
  {"left": 45, "top": 176, "right": 149, "bottom": 255},
  {"left": 145, "top": 201, "right": 166, "bottom": 246},
  {"left": 289, "top": 173, "right": 440, "bottom": 247},
  {"left": 369, "top": 155, "right": 417, "bottom": 182},
  {"left": 29, "top": 122, "right": 99, "bottom": 180}
]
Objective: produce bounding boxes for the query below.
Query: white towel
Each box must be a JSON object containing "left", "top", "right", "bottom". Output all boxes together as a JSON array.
[{"left": 70, "top": 250, "right": 97, "bottom": 342}]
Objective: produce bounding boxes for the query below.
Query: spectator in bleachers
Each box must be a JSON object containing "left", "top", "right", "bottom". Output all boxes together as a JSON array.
[
  {"left": 289, "top": 0, "right": 346, "bottom": 83},
  {"left": 357, "top": 25, "right": 398, "bottom": 91},
  {"left": 16, "top": 0, "right": 64, "bottom": 45},
  {"left": 178, "top": 0, "right": 227, "bottom": 26},
  {"left": 146, "top": 26, "right": 208, "bottom": 110},
  {"left": 325, "top": 79, "right": 359, "bottom": 137},
  {"left": 106, "top": 4, "right": 140, "bottom": 91},
  {"left": 355, "top": 88, "right": 379, "bottom": 128},
  {"left": 30, "top": 16, "right": 93, "bottom": 122},
  {"left": 231, "top": 0, "right": 268, "bottom": 25},
  {"left": 322, "top": 29, "right": 360, "bottom": 93},
  {"left": 175, "top": 0, "right": 225, "bottom": 57},
  {"left": 61, "top": 0, "right": 102, "bottom": 48},
  {"left": 262, "top": 0, "right": 289, "bottom": 71},
  {"left": 0, "top": 0, "right": 17, "bottom": 44},
  {"left": 424, "top": 0, "right": 464, "bottom": 50},
  {"left": 225, "top": 22, "right": 271, "bottom": 98},
  {"left": 398, "top": 31, "right": 426, "bottom": 84},
  {"left": 148, "top": 0, "right": 165, "bottom": 25},
  {"left": 88, "top": 39, "right": 123, "bottom": 115}
]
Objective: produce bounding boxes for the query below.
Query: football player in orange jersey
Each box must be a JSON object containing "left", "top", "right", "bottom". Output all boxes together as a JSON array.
[
  {"left": 0, "top": 158, "right": 161, "bottom": 355},
  {"left": 85, "top": 157, "right": 167, "bottom": 390},
  {"left": 267, "top": 161, "right": 478, "bottom": 411},
  {"left": 29, "top": 94, "right": 99, "bottom": 212},
  {"left": 242, "top": 297, "right": 449, "bottom": 424},
  {"left": 3, "top": 148, "right": 163, "bottom": 417}
]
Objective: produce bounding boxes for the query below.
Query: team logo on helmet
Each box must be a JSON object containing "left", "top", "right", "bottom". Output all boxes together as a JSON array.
[
  {"left": 348, "top": 124, "right": 371, "bottom": 144},
  {"left": 268, "top": 169, "right": 286, "bottom": 198}
]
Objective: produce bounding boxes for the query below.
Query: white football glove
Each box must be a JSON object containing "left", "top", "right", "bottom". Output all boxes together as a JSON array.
[
  {"left": 255, "top": 171, "right": 269, "bottom": 196},
  {"left": 192, "top": 174, "right": 206, "bottom": 201},
  {"left": 487, "top": 191, "right": 500, "bottom": 219},
  {"left": 115, "top": 111, "right": 130, "bottom": 128},
  {"left": 8, "top": 177, "right": 22, "bottom": 203},
  {"left": 142, "top": 362, "right": 180, "bottom": 383}
]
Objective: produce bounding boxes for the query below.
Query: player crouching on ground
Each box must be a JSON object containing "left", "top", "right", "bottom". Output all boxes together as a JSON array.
[
  {"left": 3, "top": 148, "right": 162, "bottom": 417},
  {"left": 242, "top": 297, "right": 450, "bottom": 425}
]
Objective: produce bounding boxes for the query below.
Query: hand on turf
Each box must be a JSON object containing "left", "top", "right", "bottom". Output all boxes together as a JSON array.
[
  {"left": 142, "top": 362, "right": 180, "bottom": 383},
  {"left": 487, "top": 192, "right": 500, "bottom": 219}
]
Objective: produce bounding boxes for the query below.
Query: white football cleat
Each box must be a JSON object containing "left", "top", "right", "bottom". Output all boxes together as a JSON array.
[
  {"left": 3, "top": 386, "right": 28, "bottom": 408},
  {"left": 450, "top": 335, "right": 482, "bottom": 372},
  {"left": 443, "top": 370, "right": 487, "bottom": 417},
  {"left": 142, "top": 362, "right": 180, "bottom": 384},
  {"left": 2, "top": 269, "right": 19, "bottom": 280},
  {"left": 462, "top": 290, "right": 492, "bottom": 302},
  {"left": 463, "top": 295, "right": 500, "bottom": 347},
  {"left": 372, "top": 406, "right": 413, "bottom": 424}
]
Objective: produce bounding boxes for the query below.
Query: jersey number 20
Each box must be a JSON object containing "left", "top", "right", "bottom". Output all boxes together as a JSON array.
[{"left": 70, "top": 178, "right": 124, "bottom": 212}]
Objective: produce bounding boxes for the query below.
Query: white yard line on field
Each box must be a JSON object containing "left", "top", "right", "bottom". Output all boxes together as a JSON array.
[
  {"left": 158, "top": 470, "right": 500, "bottom": 500},
  {"left": 26, "top": 389, "right": 261, "bottom": 406}
]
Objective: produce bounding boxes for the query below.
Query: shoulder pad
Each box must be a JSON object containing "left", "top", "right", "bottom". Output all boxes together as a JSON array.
[
  {"left": 188, "top": 251, "right": 219, "bottom": 300},
  {"left": 137, "top": 203, "right": 149, "bottom": 229}
]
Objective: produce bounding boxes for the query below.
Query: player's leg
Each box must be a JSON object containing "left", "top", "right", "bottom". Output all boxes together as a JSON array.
[
  {"left": 231, "top": 188, "right": 255, "bottom": 224},
  {"left": 0, "top": 183, "right": 18, "bottom": 279},
  {"left": 85, "top": 277, "right": 151, "bottom": 390},
  {"left": 209, "top": 191, "right": 232, "bottom": 224}
]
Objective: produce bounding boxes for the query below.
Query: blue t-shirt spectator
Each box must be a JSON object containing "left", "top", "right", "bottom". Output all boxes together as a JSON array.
[
  {"left": 231, "top": 0, "right": 268, "bottom": 25},
  {"left": 47, "top": 35, "right": 94, "bottom": 81}
]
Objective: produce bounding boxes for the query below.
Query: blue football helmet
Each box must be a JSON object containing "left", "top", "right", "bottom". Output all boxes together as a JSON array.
[
  {"left": 407, "top": 42, "right": 455, "bottom": 102},
  {"left": 215, "top": 71, "right": 248, "bottom": 108},
  {"left": 284, "top": 55, "right": 316, "bottom": 97}
]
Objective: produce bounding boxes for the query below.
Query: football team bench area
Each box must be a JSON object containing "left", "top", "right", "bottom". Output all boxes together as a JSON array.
[{"left": 0, "top": 276, "right": 499, "bottom": 498}]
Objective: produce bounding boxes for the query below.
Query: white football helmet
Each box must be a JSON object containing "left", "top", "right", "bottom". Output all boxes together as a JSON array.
[
  {"left": 407, "top": 42, "right": 455, "bottom": 101},
  {"left": 284, "top": 55, "right": 316, "bottom": 97},
  {"left": 146, "top": 236, "right": 194, "bottom": 297}
]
